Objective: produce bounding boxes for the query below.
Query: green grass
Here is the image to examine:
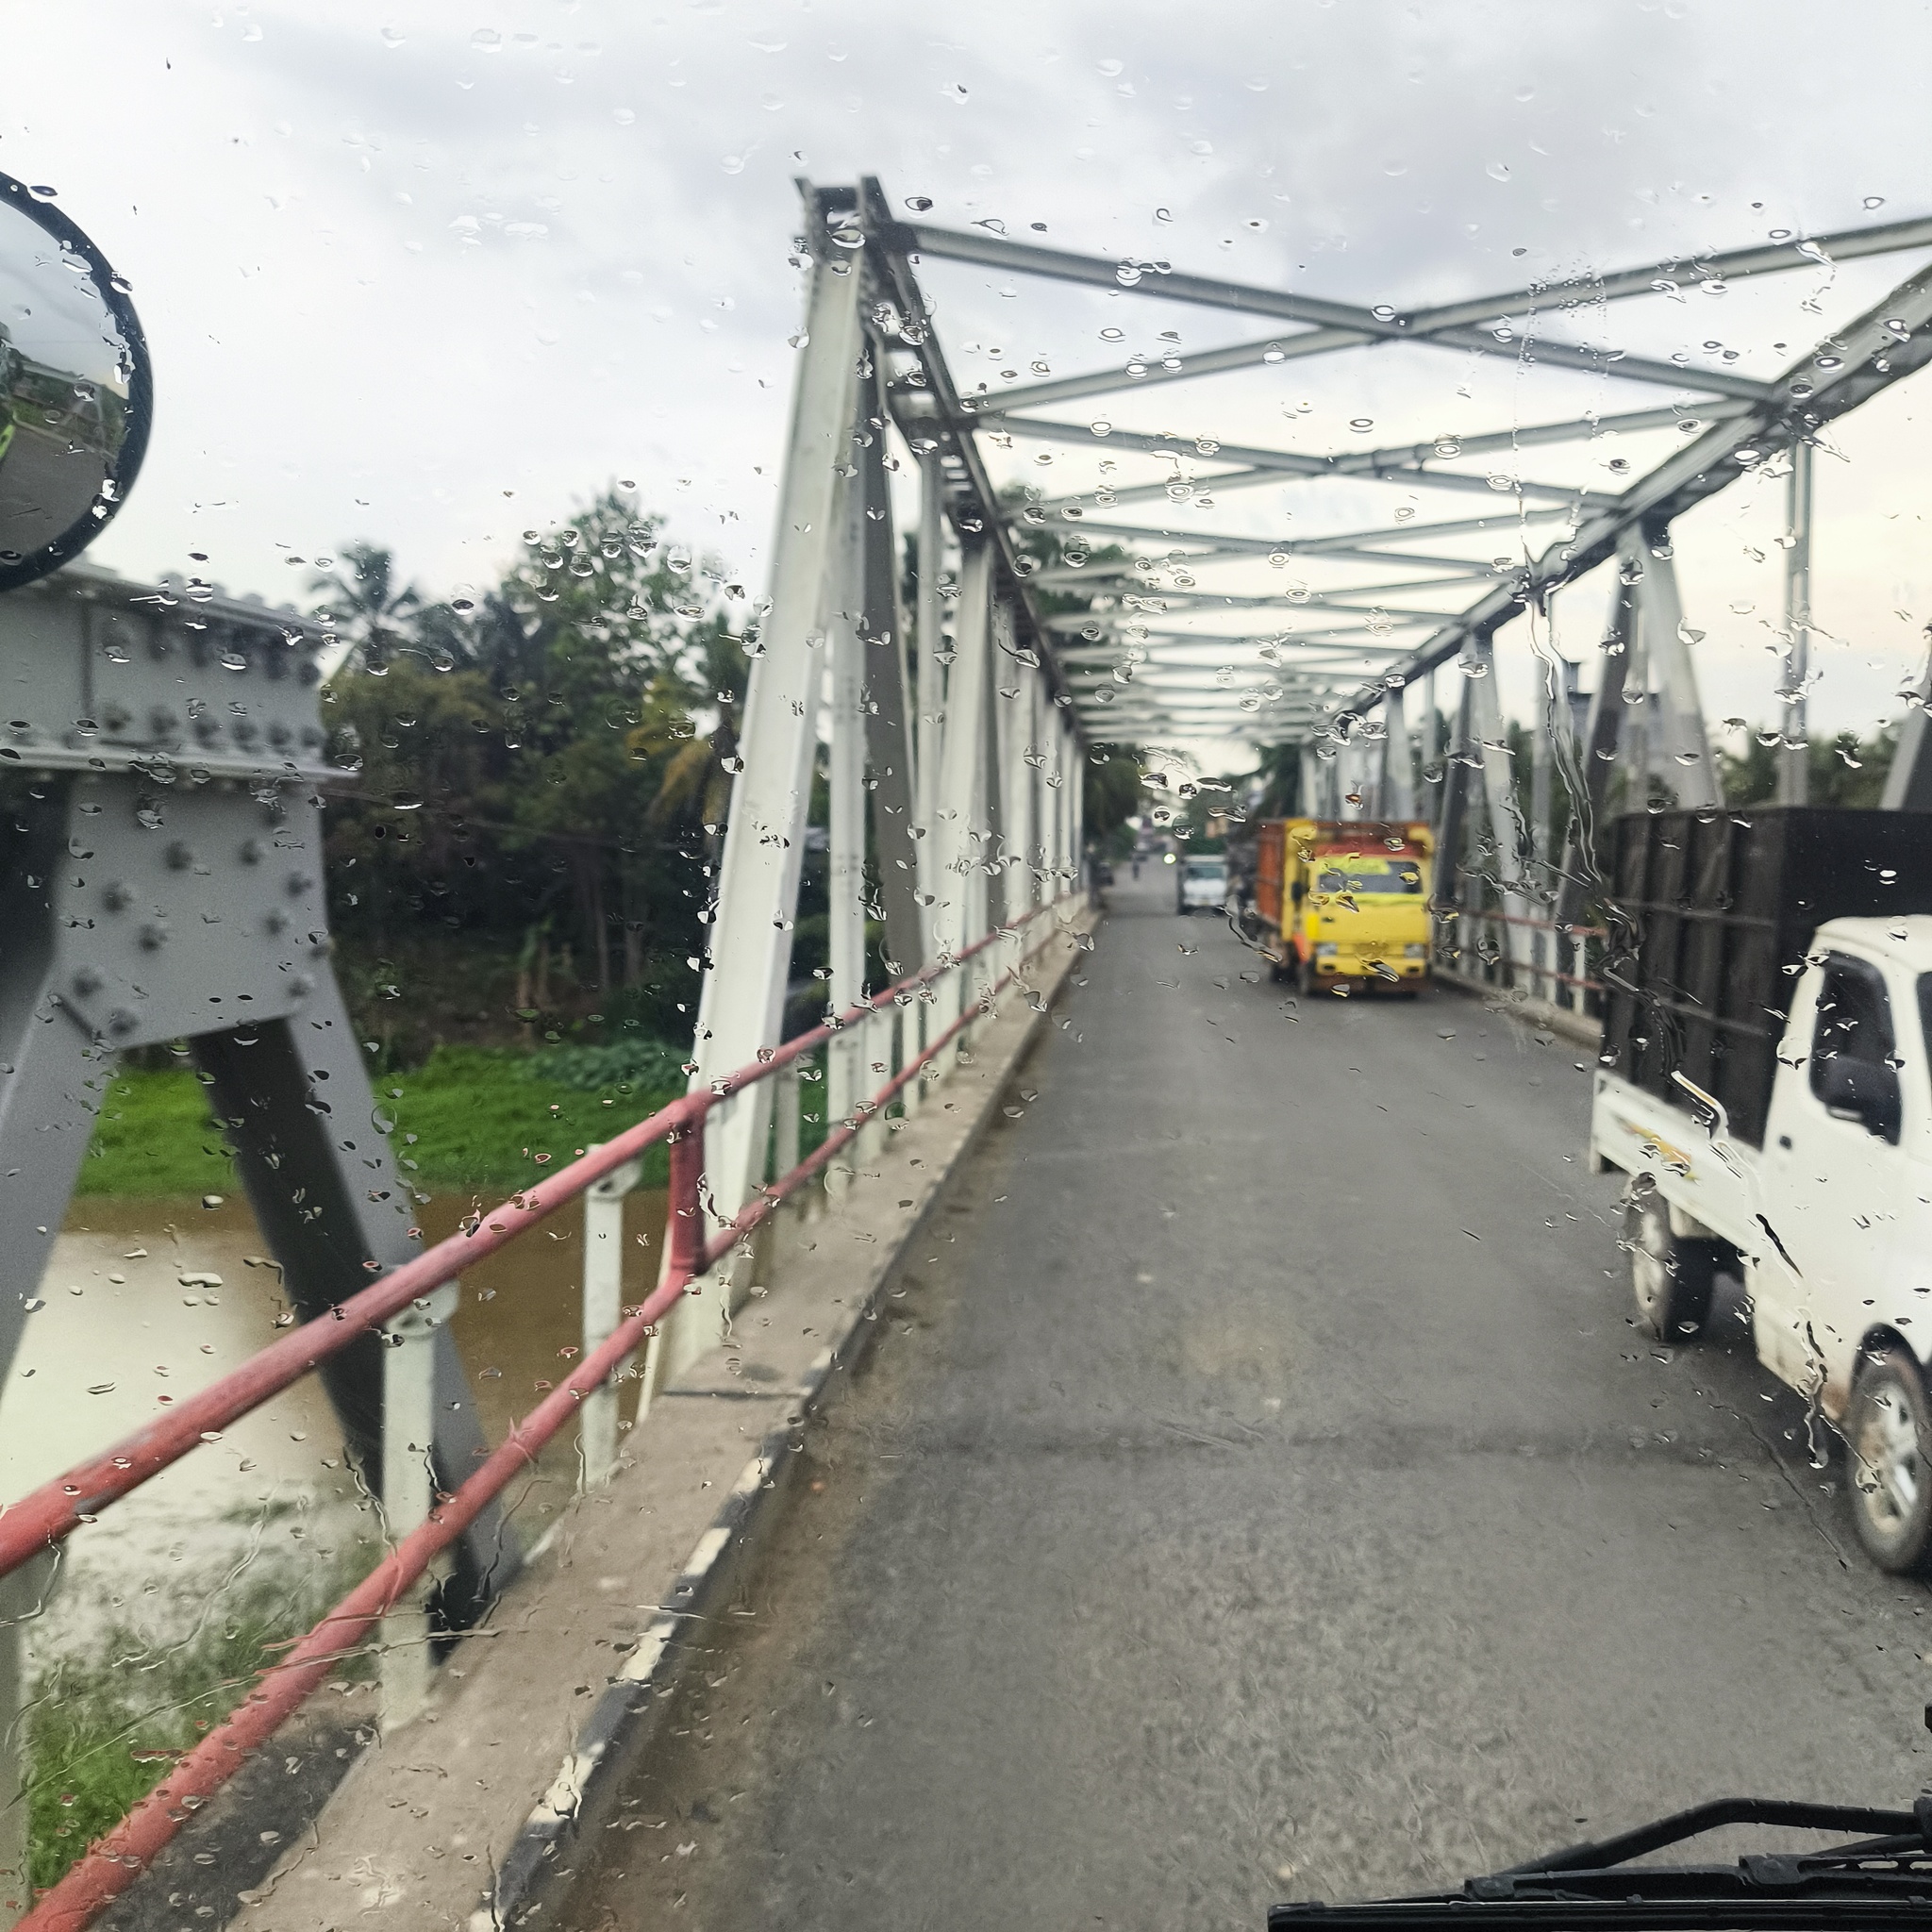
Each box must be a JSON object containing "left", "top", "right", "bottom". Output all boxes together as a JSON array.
[
  {"left": 27, "top": 1553, "right": 375, "bottom": 1890},
  {"left": 77, "top": 1047, "right": 686, "bottom": 1199}
]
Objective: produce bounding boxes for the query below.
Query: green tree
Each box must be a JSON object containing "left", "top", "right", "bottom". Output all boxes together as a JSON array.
[
  {"left": 1717, "top": 723, "right": 1899, "bottom": 808},
  {"left": 491, "top": 490, "right": 743, "bottom": 995},
  {"left": 316, "top": 487, "right": 747, "bottom": 1051}
]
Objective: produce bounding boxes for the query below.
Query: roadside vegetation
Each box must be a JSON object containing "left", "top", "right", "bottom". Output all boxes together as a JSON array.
[
  {"left": 78, "top": 1041, "right": 690, "bottom": 1198},
  {"left": 26, "top": 1542, "right": 375, "bottom": 1890}
]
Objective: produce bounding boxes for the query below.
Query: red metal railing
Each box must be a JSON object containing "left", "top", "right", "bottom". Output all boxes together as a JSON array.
[
  {"left": 1436, "top": 907, "right": 1606, "bottom": 1003},
  {"left": 10, "top": 899, "right": 1076, "bottom": 1932}
]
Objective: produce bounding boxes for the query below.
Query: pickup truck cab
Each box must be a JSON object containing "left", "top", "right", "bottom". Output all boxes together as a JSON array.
[{"left": 1592, "top": 913, "right": 1932, "bottom": 1574}]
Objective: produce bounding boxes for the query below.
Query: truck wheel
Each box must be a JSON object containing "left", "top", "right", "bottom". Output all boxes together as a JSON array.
[
  {"left": 1846, "top": 1349, "right": 1932, "bottom": 1574},
  {"left": 1625, "top": 1191, "right": 1714, "bottom": 1341}
]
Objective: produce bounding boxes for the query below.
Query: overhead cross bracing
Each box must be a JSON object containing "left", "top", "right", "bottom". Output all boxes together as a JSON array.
[{"left": 843, "top": 182, "right": 1932, "bottom": 758}]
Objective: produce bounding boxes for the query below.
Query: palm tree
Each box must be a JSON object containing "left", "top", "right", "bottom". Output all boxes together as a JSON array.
[
  {"left": 309, "top": 542, "right": 422, "bottom": 673},
  {"left": 635, "top": 625, "right": 750, "bottom": 845}
]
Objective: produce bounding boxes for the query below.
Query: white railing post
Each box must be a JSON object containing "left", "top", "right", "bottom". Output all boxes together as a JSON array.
[
  {"left": 0, "top": 1553, "right": 54, "bottom": 1926},
  {"left": 581, "top": 1150, "right": 641, "bottom": 1491},
  {"left": 380, "top": 1279, "right": 458, "bottom": 1732},
  {"left": 774, "top": 1058, "right": 801, "bottom": 1182}
]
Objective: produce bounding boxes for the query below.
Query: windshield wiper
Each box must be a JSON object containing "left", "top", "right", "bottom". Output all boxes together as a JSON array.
[{"left": 1271, "top": 1796, "right": 1932, "bottom": 1932}]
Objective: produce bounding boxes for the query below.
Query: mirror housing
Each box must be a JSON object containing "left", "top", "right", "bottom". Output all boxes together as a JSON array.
[
  {"left": 0, "top": 173, "right": 151, "bottom": 592},
  {"left": 1818, "top": 1055, "right": 1902, "bottom": 1144}
]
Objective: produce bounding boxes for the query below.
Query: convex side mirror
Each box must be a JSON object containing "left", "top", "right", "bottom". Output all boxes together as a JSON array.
[{"left": 0, "top": 174, "right": 151, "bottom": 591}]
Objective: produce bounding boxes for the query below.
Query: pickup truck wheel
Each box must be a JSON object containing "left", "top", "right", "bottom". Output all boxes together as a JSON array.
[
  {"left": 1625, "top": 1191, "right": 1714, "bottom": 1341},
  {"left": 1846, "top": 1350, "right": 1932, "bottom": 1574}
]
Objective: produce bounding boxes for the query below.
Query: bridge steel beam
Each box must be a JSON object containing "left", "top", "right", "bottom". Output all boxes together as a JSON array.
[
  {"left": 1341, "top": 261, "right": 1932, "bottom": 719},
  {"left": 1778, "top": 439, "right": 1815, "bottom": 808},
  {"left": 1554, "top": 573, "right": 1638, "bottom": 931},
  {"left": 993, "top": 412, "right": 1628, "bottom": 514},
  {"left": 1622, "top": 531, "right": 1721, "bottom": 811},
  {"left": 901, "top": 221, "right": 1776, "bottom": 407},
  {"left": 675, "top": 221, "right": 863, "bottom": 1377},
  {"left": 912, "top": 214, "right": 1932, "bottom": 423}
]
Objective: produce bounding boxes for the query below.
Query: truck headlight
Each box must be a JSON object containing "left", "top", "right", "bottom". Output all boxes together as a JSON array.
[
  {"left": 1404, "top": 942, "right": 1426, "bottom": 958},
  {"left": 1315, "top": 942, "right": 1339, "bottom": 958}
]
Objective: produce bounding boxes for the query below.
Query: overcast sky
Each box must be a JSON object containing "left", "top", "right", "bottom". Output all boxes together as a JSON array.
[{"left": 9, "top": 0, "right": 1932, "bottom": 749}]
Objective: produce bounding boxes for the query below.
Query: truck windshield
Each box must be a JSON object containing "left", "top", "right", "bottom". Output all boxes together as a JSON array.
[
  {"left": 1184, "top": 861, "right": 1225, "bottom": 880},
  {"left": 1314, "top": 863, "right": 1423, "bottom": 894}
]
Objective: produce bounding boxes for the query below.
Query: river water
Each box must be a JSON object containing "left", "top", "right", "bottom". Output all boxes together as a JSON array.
[{"left": 8, "top": 1189, "right": 668, "bottom": 1642}]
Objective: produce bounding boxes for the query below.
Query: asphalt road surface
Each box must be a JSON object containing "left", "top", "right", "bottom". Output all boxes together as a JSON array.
[{"left": 577, "top": 871, "right": 1932, "bottom": 1932}]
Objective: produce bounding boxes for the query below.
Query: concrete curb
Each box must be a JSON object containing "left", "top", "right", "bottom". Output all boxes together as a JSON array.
[
  {"left": 468, "top": 919, "right": 1094, "bottom": 1931},
  {"left": 1433, "top": 967, "right": 1602, "bottom": 1050}
]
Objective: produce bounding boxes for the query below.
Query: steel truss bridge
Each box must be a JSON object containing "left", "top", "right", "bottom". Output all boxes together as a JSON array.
[
  {"left": 750, "top": 178, "right": 1932, "bottom": 983},
  {"left": 7, "top": 179, "right": 1932, "bottom": 1932}
]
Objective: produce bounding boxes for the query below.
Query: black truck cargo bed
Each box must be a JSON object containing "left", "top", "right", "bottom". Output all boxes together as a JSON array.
[{"left": 1598, "top": 808, "right": 1932, "bottom": 1147}]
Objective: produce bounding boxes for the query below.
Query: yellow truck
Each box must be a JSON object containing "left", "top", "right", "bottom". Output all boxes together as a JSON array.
[{"left": 1250, "top": 818, "right": 1434, "bottom": 995}]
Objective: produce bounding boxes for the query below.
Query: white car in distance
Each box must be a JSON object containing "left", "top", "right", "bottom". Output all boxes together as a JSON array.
[{"left": 1176, "top": 854, "right": 1227, "bottom": 916}]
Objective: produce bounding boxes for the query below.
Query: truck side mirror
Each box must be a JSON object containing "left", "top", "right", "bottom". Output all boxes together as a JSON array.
[
  {"left": 1291, "top": 880, "right": 1305, "bottom": 905},
  {"left": 1818, "top": 1056, "right": 1902, "bottom": 1144}
]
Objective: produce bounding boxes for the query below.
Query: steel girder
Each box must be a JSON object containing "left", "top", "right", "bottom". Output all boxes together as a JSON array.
[{"left": 1332, "top": 258, "right": 1932, "bottom": 723}]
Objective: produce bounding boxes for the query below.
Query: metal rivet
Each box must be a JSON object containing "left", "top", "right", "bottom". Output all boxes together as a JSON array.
[
  {"left": 72, "top": 969, "right": 102, "bottom": 996},
  {"left": 102, "top": 881, "right": 131, "bottom": 912},
  {"left": 139, "top": 923, "right": 169, "bottom": 951},
  {"left": 240, "top": 838, "right": 264, "bottom": 864},
  {"left": 165, "top": 841, "right": 194, "bottom": 872}
]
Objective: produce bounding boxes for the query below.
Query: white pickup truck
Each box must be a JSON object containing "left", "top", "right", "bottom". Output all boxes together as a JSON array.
[{"left": 1593, "top": 911, "right": 1932, "bottom": 1575}]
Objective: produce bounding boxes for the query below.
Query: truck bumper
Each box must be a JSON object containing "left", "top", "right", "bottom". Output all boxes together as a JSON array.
[{"left": 1308, "top": 959, "right": 1429, "bottom": 987}]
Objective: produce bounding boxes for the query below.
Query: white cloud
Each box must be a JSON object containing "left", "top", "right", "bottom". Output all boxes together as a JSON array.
[{"left": 8, "top": 0, "right": 1932, "bottom": 741}]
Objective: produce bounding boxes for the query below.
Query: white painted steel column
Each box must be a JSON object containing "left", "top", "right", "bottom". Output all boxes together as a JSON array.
[
  {"left": 1066, "top": 714, "right": 1081, "bottom": 884},
  {"left": 1468, "top": 631, "right": 1534, "bottom": 979},
  {"left": 1779, "top": 439, "right": 1813, "bottom": 807},
  {"left": 916, "top": 453, "right": 946, "bottom": 896},
  {"left": 580, "top": 1153, "right": 641, "bottom": 1485},
  {"left": 774, "top": 1059, "right": 801, "bottom": 1177},
  {"left": 997, "top": 655, "right": 1033, "bottom": 924},
  {"left": 1624, "top": 532, "right": 1720, "bottom": 810},
  {"left": 1027, "top": 675, "right": 1050, "bottom": 904},
  {"left": 827, "top": 473, "right": 867, "bottom": 1133},
  {"left": 380, "top": 1279, "right": 458, "bottom": 1731},
  {"left": 1383, "top": 683, "right": 1415, "bottom": 819},
  {"left": 933, "top": 543, "right": 994, "bottom": 1036},
  {"left": 677, "top": 243, "right": 862, "bottom": 1372},
  {"left": 1070, "top": 716, "right": 1086, "bottom": 888}
]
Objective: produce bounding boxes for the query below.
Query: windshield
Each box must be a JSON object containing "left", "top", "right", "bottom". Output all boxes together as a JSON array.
[
  {"left": 8, "top": 13, "right": 1931, "bottom": 1932},
  {"left": 1315, "top": 861, "right": 1424, "bottom": 894}
]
